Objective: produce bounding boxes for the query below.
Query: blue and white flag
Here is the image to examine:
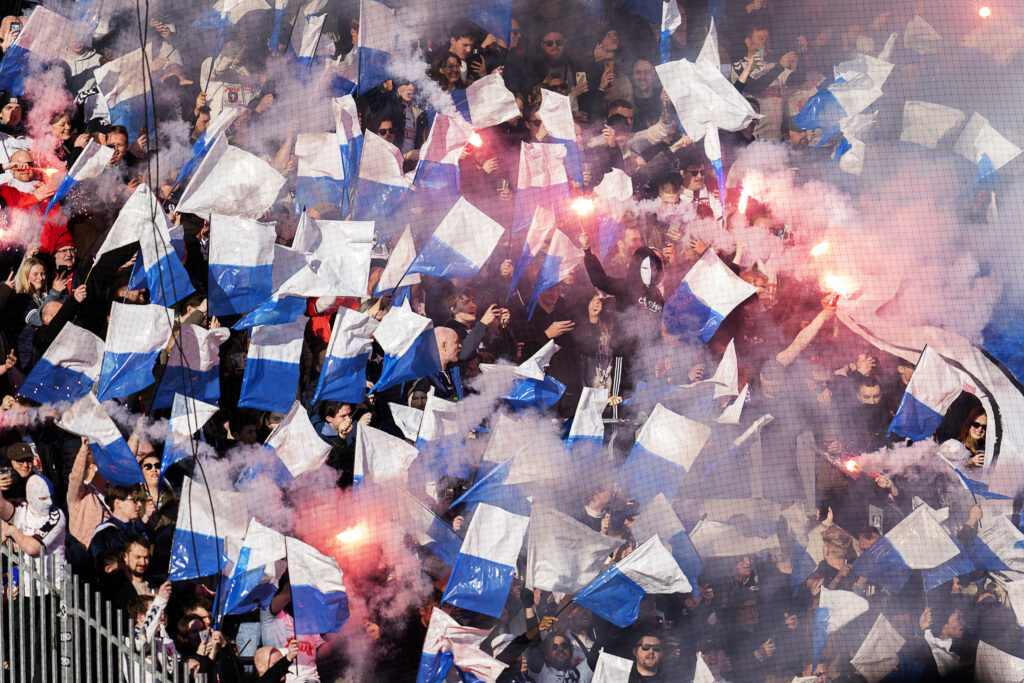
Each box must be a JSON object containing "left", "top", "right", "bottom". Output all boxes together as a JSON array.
[
  {"left": 466, "top": 0, "right": 511, "bottom": 43},
  {"left": 574, "top": 535, "right": 691, "bottom": 628},
  {"left": 45, "top": 140, "right": 114, "bottom": 215},
  {"left": 97, "top": 303, "right": 173, "bottom": 400},
  {"left": 375, "top": 225, "right": 421, "bottom": 295},
  {"left": 19, "top": 323, "right": 103, "bottom": 404},
  {"left": 849, "top": 613, "right": 904, "bottom": 683},
  {"left": 286, "top": 536, "right": 350, "bottom": 635},
  {"left": 502, "top": 375, "right": 566, "bottom": 413},
  {"left": 230, "top": 246, "right": 316, "bottom": 330},
  {"left": 537, "top": 88, "right": 583, "bottom": 185},
  {"left": 663, "top": 249, "right": 757, "bottom": 343},
  {"left": 568, "top": 387, "right": 608, "bottom": 448},
  {"left": 170, "top": 475, "right": 249, "bottom": 581},
  {"left": 138, "top": 199, "right": 195, "bottom": 308},
  {"left": 508, "top": 206, "right": 556, "bottom": 300},
  {"left": 593, "top": 651, "right": 634, "bottom": 683},
  {"left": 94, "top": 48, "right": 156, "bottom": 142},
  {"left": 406, "top": 197, "right": 505, "bottom": 281},
  {"left": 936, "top": 442, "right": 1009, "bottom": 500},
  {"left": 239, "top": 319, "right": 307, "bottom": 413},
  {"left": 0, "top": 7, "right": 71, "bottom": 94},
  {"left": 207, "top": 214, "right": 277, "bottom": 316},
  {"left": 354, "top": 423, "right": 418, "bottom": 487},
  {"left": 443, "top": 502, "right": 530, "bottom": 617},
  {"left": 372, "top": 304, "right": 443, "bottom": 392},
  {"left": 791, "top": 539, "right": 818, "bottom": 598},
  {"left": 292, "top": 12, "right": 326, "bottom": 72},
  {"left": 954, "top": 112, "right": 1023, "bottom": 186},
  {"left": 852, "top": 503, "right": 960, "bottom": 593},
  {"left": 353, "top": 131, "right": 411, "bottom": 221},
  {"left": 153, "top": 324, "right": 229, "bottom": 410},
  {"left": 631, "top": 493, "right": 703, "bottom": 590},
  {"left": 450, "top": 454, "right": 530, "bottom": 516},
  {"left": 162, "top": 393, "right": 219, "bottom": 478},
  {"left": 966, "top": 515, "right": 1024, "bottom": 572},
  {"left": 413, "top": 113, "right": 473, "bottom": 202},
  {"left": 619, "top": 403, "right": 711, "bottom": 504},
  {"left": 269, "top": 0, "right": 289, "bottom": 55},
  {"left": 313, "top": 307, "right": 378, "bottom": 404},
  {"left": 174, "top": 107, "right": 244, "bottom": 187},
  {"left": 389, "top": 401, "right": 423, "bottom": 441},
  {"left": 400, "top": 489, "right": 462, "bottom": 566},
  {"left": 512, "top": 142, "right": 570, "bottom": 233},
  {"left": 323, "top": 49, "right": 359, "bottom": 97},
  {"left": 265, "top": 400, "right": 331, "bottom": 479},
  {"left": 527, "top": 228, "right": 582, "bottom": 317},
  {"left": 660, "top": 0, "right": 682, "bottom": 63},
  {"left": 813, "top": 587, "right": 869, "bottom": 667},
  {"left": 333, "top": 95, "right": 364, "bottom": 189},
  {"left": 218, "top": 518, "right": 286, "bottom": 620},
  {"left": 899, "top": 101, "right": 965, "bottom": 150},
  {"left": 194, "top": 0, "right": 270, "bottom": 29},
  {"left": 417, "top": 607, "right": 506, "bottom": 683},
  {"left": 291, "top": 215, "right": 375, "bottom": 297},
  {"left": 295, "top": 132, "right": 347, "bottom": 212},
  {"left": 889, "top": 347, "right": 965, "bottom": 441},
  {"left": 175, "top": 133, "right": 287, "bottom": 219},
  {"left": 525, "top": 505, "right": 621, "bottom": 594},
  {"left": 450, "top": 72, "right": 520, "bottom": 129},
  {"left": 56, "top": 393, "right": 145, "bottom": 486},
  {"left": 357, "top": 0, "right": 396, "bottom": 94},
  {"left": 793, "top": 52, "right": 894, "bottom": 146}
]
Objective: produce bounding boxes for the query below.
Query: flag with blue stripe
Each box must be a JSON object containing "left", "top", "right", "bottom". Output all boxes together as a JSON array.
[
  {"left": 508, "top": 206, "right": 556, "bottom": 300},
  {"left": 97, "top": 303, "right": 173, "bottom": 400},
  {"left": 56, "top": 394, "right": 146, "bottom": 487},
  {"left": 217, "top": 518, "right": 286, "bottom": 622},
  {"left": 619, "top": 403, "right": 710, "bottom": 504},
  {"left": 664, "top": 249, "right": 756, "bottom": 343},
  {"left": 45, "top": 140, "right": 114, "bottom": 215},
  {"left": 889, "top": 347, "right": 965, "bottom": 441},
  {"left": 466, "top": 0, "right": 511, "bottom": 43},
  {"left": 512, "top": 142, "right": 571, "bottom": 233},
  {"left": 450, "top": 72, "right": 520, "bottom": 128},
  {"left": 660, "top": 0, "right": 681, "bottom": 63},
  {"left": 287, "top": 536, "right": 350, "bottom": 635},
  {"left": 207, "top": 214, "right": 277, "bottom": 316},
  {"left": 813, "top": 587, "right": 869, "bottom": 667},
  {"left": 0, "top": 8, "right": 72, "bottom": 95},
  {"left": 170, "top": 476, "right": 249, "bottom": 581},
  {"left": 852, "top": 503, "right": 960, "bottom": 592},
  {"left": 162, "top": 393, "right": 219, "bottom": 479},
  {"left": 239, "top": 319, "right": 307, "bottom": 413},
  {"left": 401, "top": 489, "right": 462, "bottom": 567},
  {"left": 19, "top": 323, "right": 103, "bottom": 404},
  {"left": 630, "top": 493, "right": 703, "bottom": 593},
  {"left": 537, "top": 89, "right": 583, "bottom": 185},
  {"left": 173, "top": 107, "right": 243, "bottom": 188},
  {"left": 525, "top": 505, "right": 621, "bottom": 595},
  {"left": 568, "top": 387, "right": 608, "bottom": 450},
  {"left": 175, "top": 133, "right": 286, "bottom": 219},
  {"left": 354, "top": 423, "right": 419, "bottom": 487},
  {"left": 371, "top": 304, "right": 443, "bottom": 393},
  {"left": 406, "top": 197, "right": 505, "bottom": 281},
  {"left": 313, "top": 307, "right": 378, "bottom": 404},
  {"left": 527, "top": 228, "right": 582, "bottom": 318},
  {"left": 94, "top": 47, "right": 156, "bottom": 142},
  {"left": 294, "top": 132, "right": 346, "bottom": 213},
  {"left": 954, "top": 112, "right": 1022, "bottom": 188},
  {"left": 353, "top": 130, "right": 411, "bottom": 221},
  {"left": 153, "top": 324, "right": 229, "bottom": 410},
  {"left": 265, "top": 401, "right": 331, "bottom": 479},
  {"left": 357, "top": 0, "right": 396, "bottom": 94}
]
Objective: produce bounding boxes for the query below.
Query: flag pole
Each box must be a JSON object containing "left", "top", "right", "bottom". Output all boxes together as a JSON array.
[{"left": 284, "top": 537, "right": 300, "bottom": 678}]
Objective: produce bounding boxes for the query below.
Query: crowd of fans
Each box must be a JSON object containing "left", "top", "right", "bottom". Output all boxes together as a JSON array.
[{"left": 0, "top": 0, "right": 1019, "bottom": 681}]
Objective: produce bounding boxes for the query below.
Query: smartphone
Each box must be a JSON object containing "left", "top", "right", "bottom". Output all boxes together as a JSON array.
[
  {"left": 199, "top": 629, "right": 211, "bottom": 643},
  {"left": 10, "top": 23, "right": 20, "bottom": 32},
  {"left": 575, "top": 71, "right": 586, "bottom": 85},
  {"left": 0, "top": 466, "right": 11, "bottom": 479},
  {"left": 754, "top": 47, "right": 765, "bottom": 62}
]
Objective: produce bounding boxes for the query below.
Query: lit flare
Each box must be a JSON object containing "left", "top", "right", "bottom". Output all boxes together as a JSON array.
[
  {"left": 336, "top": 523, "right": 367, "bottom": 544},
  {"left": 468, "top": 132, "right": 483, "bottom": 147},
  {"left": 572, "top": 197, "right": 595, "bottom": 216},
  {"left": 810, "top": 241, "right": 830, "bottom": 257},
  {"left": 979, "top": 6, "right": 991, "bottom": 18}
]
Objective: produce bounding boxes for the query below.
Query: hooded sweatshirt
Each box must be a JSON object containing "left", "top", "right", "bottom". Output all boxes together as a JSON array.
[{"left": 583, "top": 246, "right": 665, "bottom": 353}]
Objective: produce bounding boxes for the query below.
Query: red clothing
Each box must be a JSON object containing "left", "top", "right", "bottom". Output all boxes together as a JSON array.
[
  {"left": 305, "top": 297, "right": 360, "bottom": 342},
  {"left": 1, "top": 185, "right": 69, "bottom": 253}
]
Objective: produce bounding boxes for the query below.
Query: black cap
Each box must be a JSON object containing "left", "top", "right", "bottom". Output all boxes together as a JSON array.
[{"left": 6, "top": 443, "right": 33, "bottom": 461}]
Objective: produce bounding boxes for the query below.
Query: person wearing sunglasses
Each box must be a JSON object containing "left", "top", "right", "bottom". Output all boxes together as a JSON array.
[
  {"left": 89, "top": 483, "right": 151, "bottom": 559},
  {"left": 630, "top": 633, "right": 663, "bottom": 681},
  {"left": 535, "top": 30, "right": 580, "bottom": 100},
  {"left": 676, "top": 149, "right": 722, "bottom": 219},
  {"left": 537, "top": 631, "right": 591, "bottom": 682},
  {"left": 137, "top": 451, "right": 177, "bottom": 533},
  {"left": 957, "top": 407, "right": 987, "bottom": 469}
]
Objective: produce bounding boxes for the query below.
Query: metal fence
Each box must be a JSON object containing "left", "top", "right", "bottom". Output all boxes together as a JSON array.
[{"left": 1, "top": 539, "right": 184, "bottom": 683}]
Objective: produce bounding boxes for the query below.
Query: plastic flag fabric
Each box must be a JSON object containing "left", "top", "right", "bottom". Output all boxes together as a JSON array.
[
  {"left": 44, "top": 140, "right": 114, "bottom": 214},
  {"left": 966, "top": 515, "right": 1024, "bottom": 572},
  {"left": 903, "top": 15, "right": 942, "bottom": 55},
  {"left": 333, "top": 95, "right": 363, "bottom": 187},
  {"left": 936, "top": 442, "right": 1010, "bottom": 500},
  {"left": 313, "top": 307, "right": 378, "bottom": 404},
  {"left": 94, "top": 47, "right": 155, "bottom": 142},
  {"left": 354, "top": 423, "right": 418, "bottom": 487},
  {"left": 170, "top": 476, "right": 249, "bottom": 581},
  {"left": 852, "top": 503, "right": 960, "bottom": 592},
  {"left": 450, "top": 455, "right": 530, "bottom": 516},
  {"left": 400, "top": 489, "right": 462, "bottom": 567},
  {"left": 207, "top": 214, "right": 277, "bottom": 316},
  {"left": 193, "top": 0, "right": 269, "bottom": 29},
  {"left": 265, "top": 400, "right": 331, "bottom": 479},
  {"left": 323, "top": 49, "right": 360, "bottom": 97},
  {"left": 660, "top": 0, "right": 681, "bottom": 63},
  {"left": 291, "top": 214, "right": 375, "bottom": 297},
  {"left": 568, "top": 386, "right": 608, "bottom": 448},
  {"left": 450, "top": 72, "right": 520, "bottom": 129},
  {"left": 357, "top": 0, "right": 396, "bottom": 94},
  {"left": 389, "top": 402, "right": 423, "bottom": 441},
  {"left": 899, "top": 101, "right": 965, "bottom": 150},
  {"left": 714, "top": 384, "right": 750, "bottom": 425},
  {"left": 218, "top": 518, "right": 286, "bottom": 620},
  {"left": 631, "top": 493, "right": 703, "bottom": 588},
  {"left": 813, "top": 587, "right": 869, "bottom": 667},
  {"left": 293, "top": 12, "right": 326, "bottom": 71},
  {"left": 375, "top": 225, "right": 422, "bottom": 295},
  {"left": 268, "top": 0, "right": 288, "bottom": 55},
  {"left": 353, "top": 130, "right": 410, "bottom": 221},
  {"left": 174, "top": 106, "right": 243, "bottom": 187},
  {"left": 56, "top": 393, "right": 145, "bottom": 486},
  {"left": 372, "top": 304, "right": 443, "bottom": 392},
  {"left": 618, "top": 403, "right": 711, "bottom": 504},
  {"left": 416, "top": 607, "right": 506, "bottom": 683},
  {"left": 592, "top": 650, "right": 633, "bottom": 683},
  {"left": 97, "top": 303, "right": 173, "bottom": 400},
  {"left": 406, "top": 197, "right": 505, "bottom": 281},
  {"left": 975, "top": 641, "right": 1024, "bottom": 682},
  {"left": 537, "top": 88, "right": 583, "bottom": 184},
  {"left": 238, "top": 319, "right": 307, "bottom": 413},
  {"left": 515, "top": 340, "right": 559, "bottom": 382},
  {"left": 294, "top": 132, "right": 346, "bottom": 211},
  {"left": 286, "top": 535, "right": 350, "bottom": 635},
  {"left": 442, "top": 503, "right": 530, "bottom": 617},
  {"left": 413, "top": 112, "right": 473, "bottom": 202},
  {"left": 0, "top": 7, "right": 71, "bottom": 94},
  {"left": 953, "top": 112, "right": 1023, "bottom": 186},
  {"left": 466, "top": 0, "right": 511, "bottom": 44},
  {"left": 664, "top": 249, "right": 757, "bottom": 343},
  {"left": 889, "top": 346, "right": 966, "bottom": 441},
  {"left": 153, "top": 324, "right": 230, "bottom": 410},
  {"left": 527, "top": 227, "right": 583, "bottom": 318},
  {"left": 19, "top": 323, "right": 103, "bottom": 404},
  {"left": 525, "top": 505, "right": 622, "bottom": 594},
  {"left": 850, "top": 613, "right": 904, "bottom": 683},
  {"left": 502, "top": 374, "right": 566, "bottom": 413},
  {"left": 962, "top": 17, "right": 1024, "bottom": 66},
  {"left": 574, "top": 535, "right": 691, "bottom": 628},
  {"left": 161, "top": 393, "right": 219, "bottom": 478},
  {"left": 790, "top": 539, "right": 818, "bottom": 598},
  {"left": 512, "top": 142, "right": 570, "bottom": 233},
  {"left": 175, "top": 133, "right": 286, "bottom": 219},
  {"left": 136, "top": 192, "right": 196, "bottom": 308},
  {"left": 711, "top": 338, "right": 739, "bottom": 398},
  {"left": 508, "top": 206, "right": 557, "bottom": 300},
  {"left": 792, "top": 51, "right": 893, "bottom": 146}
]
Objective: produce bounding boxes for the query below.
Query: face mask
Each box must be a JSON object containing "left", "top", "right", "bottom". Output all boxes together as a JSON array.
[
  {"left": 26, "top": 475, "right": 52, "bottom": 518},
  {"left": 640, "top": 257, "right": 653, "bottom": 287}
]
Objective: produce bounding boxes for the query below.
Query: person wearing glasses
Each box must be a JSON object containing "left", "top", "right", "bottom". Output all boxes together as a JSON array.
[
  {"left": 429, "top": 51, "right": 466, "bottom": 93},
  {"left": 629, "top": 634, "right": 664, "bottom": 682},
  {"left": 676, "top": 150, "right": 722, "bottom": 220},
  {"left": 957, "top": 407, "right": 987, "bottom": 469},
  {"left": 137, "top": 451, "right": 176, "bottom": 533},
  {"left": 536, "top": 631, "right": 592, "bottom": 682},
  {"left": 534, "top": 30, "right": 579, "bottom": 96},
  {"left": 89, "top": 483, "right": 152, "bottom": 559}
]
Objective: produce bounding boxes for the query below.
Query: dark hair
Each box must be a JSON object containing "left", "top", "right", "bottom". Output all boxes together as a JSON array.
[
  {"left": 745, "top": 24, "right": 769, "bottom": 40},
  {"left": 444, "top": 287, "right": 476, "bottom": 314},
  {"left": 108, "top": 125, "right": 129, "bottom": 140},
  {"left": 123, "top": 534, "right": 152, "bottom": 554},
  {"left": 858, "top": 375, "right": 881, "bottom": 390},
  {"left": 128, "top": 595, "right": 154, "bottom": 622},
  {"left": 196, "top": 105, "right": 211, "bottom": 117},
  {"left": 449, "top": 21, "right": 476, "bottom": 41},
  {"left": 608, "top": 99, "right": 634, "bottom": 112},
  {"left": 607, "top": 114, "right": 631, "bottom": 132},
  {"left": 634, "top": 632, "right": 662, "bottom": 649},
  {"left": 857, "top": 526, "right": 882, "bottom": 541},
  {"left": 321, "top": 401, "right": 351, "bottom": 420},
  {"left": 105, "top": 484, "right": 138, "bottom": 502},
  {"left": 49, "top": 110, "right": 71, "bottom": 125},
  {"left": 958, "top": 406, "right": 987, "bottom": 444}
]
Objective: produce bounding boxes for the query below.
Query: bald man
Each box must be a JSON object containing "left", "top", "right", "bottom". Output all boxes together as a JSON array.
[
  {"left": 430, "top": 327, "right": 463, "bottom": 400},
  {"left": 252, "top": 640, "right": 300, "bottom": 681}
]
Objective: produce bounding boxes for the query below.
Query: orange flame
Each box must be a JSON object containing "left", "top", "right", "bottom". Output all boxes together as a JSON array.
[
  {"left": 572, "top": 197, "right": 595, "bottom": 216},
  {"left": 824, "top": 274, "right": 854, "bottom": 296},
  {"left": 336, "top": 524, "right": 366, "bottom": 544},
  {"left": 844, "top": 459, "right": 859, "bottom": 472},
  {"left": 810, "top": 241, "right": 830, "bottom": 257},
  {"left": 468, "top": 132, "right": 483, "bottom": 147}
]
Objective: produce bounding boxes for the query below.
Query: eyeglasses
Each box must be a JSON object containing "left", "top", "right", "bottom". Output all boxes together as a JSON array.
[
  {"left": 56, "top": 247, "right": 75, "bottom": 255},
  {"left": 542, "top": 39, "right": 564, "bottom": 47},
  {"left": 526, "top": 119, "right": 541, "bottom": 127},
  {"left": 377, "top": 127, "right": 395, "bottom": 137},
  {"left": 142, "top": 462, "right": 159, "bottom": 471},
  {"left": 971, "top": 422, "right": 987, "bottom": 431},
  {"left": 639, "top": 643, "right": 662, "bottom": 652},
  {"left": 549, "top": 642, "right": 572, "bottom": 651},
  {"left": 129, "top": 496, "right": 146, "bottom": 504},
  {"left": 684, "top": 169, "right": 705, "bottom": 176}
]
